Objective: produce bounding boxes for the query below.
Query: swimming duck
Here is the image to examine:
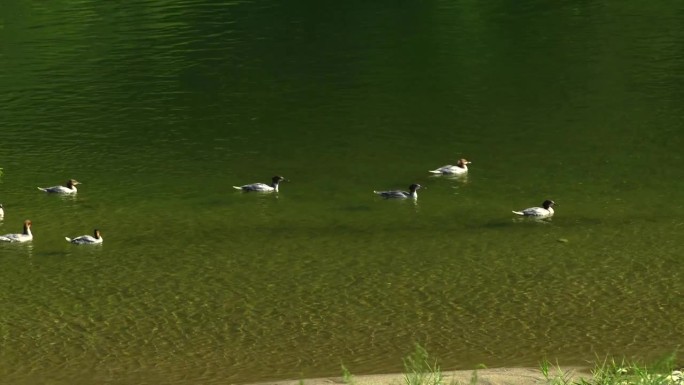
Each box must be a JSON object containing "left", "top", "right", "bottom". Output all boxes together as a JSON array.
[
  {"left": 38, "top": 179, "right": 80, "bottom": 194},
  {"left": 0, "top": 220, "right": 33, "bottom": 243},
  {"left": 374, "top": 184, "right": 422, "bottom": 199},
  {"left": 233, "top": 176, "right": 285, "bottom": 192},
  {"left": 429, "top": 158, "right": 471, "bottom": 175},
  {"left": 512, "top": 200, "right": 555, "bottom": 218},
  {"left": 66, "top": 229, "right": 103, "bottom": 245},
  {"left": 0, "top": 203, "right": 4, "bottom": 218}
]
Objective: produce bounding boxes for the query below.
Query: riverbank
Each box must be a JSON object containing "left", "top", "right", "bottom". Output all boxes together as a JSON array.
[{"left": 250, "top": 366, "right": 592, "bottom": 385}]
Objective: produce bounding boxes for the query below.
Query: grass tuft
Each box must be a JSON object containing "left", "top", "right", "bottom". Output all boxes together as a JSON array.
[
  {"left": 541, "top": 354, "right": 682, "bottom": 385},
  {"left": 342, "top": 347, "right": 681, "bottom": 385},
  {"left": 540, "top": 358, "right": 575, "bottom": 385},
  {"left": 403, "top": 343, "right": 443, "bottom": 385},
  {"left": 341, "top": 364, "right": 355, "bottom": 385}
]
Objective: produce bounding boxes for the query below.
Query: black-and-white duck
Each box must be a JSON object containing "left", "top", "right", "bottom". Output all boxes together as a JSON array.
[
  {"left": 374, "top": 184, "right": 422, "bottom": 199},
  {"left": 512, "top": 200, "right": 555, "bottom": 218},
  {"left": 233, "top": 176, "right": 285, "bottom": 192},
  {"left": 66, "top": 229, "right": 103, "bottom": 245}
]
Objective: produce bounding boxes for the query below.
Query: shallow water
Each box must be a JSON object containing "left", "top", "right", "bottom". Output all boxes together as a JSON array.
[{"left": 1, "top": 1, "right": 684, "bottom": 384}]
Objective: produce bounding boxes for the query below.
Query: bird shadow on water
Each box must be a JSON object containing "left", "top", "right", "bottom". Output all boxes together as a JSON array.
[
  {"left": 483, "top": 216, "right": 606, "bottom": 229},
  {"left": 37, "top": 250, "right": 75, "bottom": 258},
  {"left": 481, "top": 217, "right": 552, "bottom": 228},
  {"left": 338, "top": 204, "right": 373, "bottom": 212}
]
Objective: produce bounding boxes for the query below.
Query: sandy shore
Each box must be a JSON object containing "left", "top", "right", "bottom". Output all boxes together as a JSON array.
[{"left": 251, "top": 367, "right": 592, "bottom": 385}]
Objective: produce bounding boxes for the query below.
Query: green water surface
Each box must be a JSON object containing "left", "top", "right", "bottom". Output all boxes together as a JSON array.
[{"left": 1, "top": 1, "right": 683, "bottom": 384}]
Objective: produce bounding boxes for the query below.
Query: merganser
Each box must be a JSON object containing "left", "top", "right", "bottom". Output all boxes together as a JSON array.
[
  {"left": 66, "top": 229, "right": 103, "bottom": 245},
  {"left": 233, "top": 176, "right": 285, "bottom": 192},
  {"left": 429, "top": 158, "right": 471, "bottom": 175},
  {"left": 38, "top": 179, "right": 80, "bottom": 194},
  {"left": 0, "top": 220, "right": 33, "bottom": 243},
  {"left": 374, "top": 184, "right": 422, "bottom": 199},
  {"left": 512, "top": 200, "right": 555, "bottom": 218}
]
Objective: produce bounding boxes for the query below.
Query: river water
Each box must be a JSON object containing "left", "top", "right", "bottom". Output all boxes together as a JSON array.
[{"left": 1, "top": 1, "right": 683, "bottom": 384}]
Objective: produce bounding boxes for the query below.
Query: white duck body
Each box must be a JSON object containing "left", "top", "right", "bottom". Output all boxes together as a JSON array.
[
  {"left": 0, "top": 220, "right": 33, "bottom": 243},
  {"left": 66, "top": 229, "right": 103, "bottom": 245},
  {"left": 429, "top": 158, "right": 471, "bottom": 175},
  {"left": 0, "top": 203, "right": 4, "bottom": 218},
  {"left": 233, "top": 176, "right": 285, "bottom": 192},
  {"left": 38, "top": 179, "right": 80, "bottom": 194},
  {"left": 374, "top": 184, "right": 422, "bottom": 199},
  {"left": 513, "top": 200, "right": 555, "bottom": 218}
]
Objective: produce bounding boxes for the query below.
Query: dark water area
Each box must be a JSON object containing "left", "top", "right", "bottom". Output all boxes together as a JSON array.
[{"left": 1, "top": 1, "right": 683, "bottom": 384}]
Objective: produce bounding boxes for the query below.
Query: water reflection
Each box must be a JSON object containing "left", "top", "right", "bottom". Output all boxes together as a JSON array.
[
  {"left": 41, "top": 193, "right": 79, "bottom": 202},
  {"left": 0, "top": 240, "right": 35, "bottom": 258},
  {"left": 232, "top": 189, "right": 281, "bottom": 222},
  {"left": 63, "top": 242, "right": 104, "bottom": 259},
  {"left": 511, "top": 216, "right": 553, "bottom": 224},
  {"left": 430, "top": 173, "right": 470, "bottom": 184}
]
